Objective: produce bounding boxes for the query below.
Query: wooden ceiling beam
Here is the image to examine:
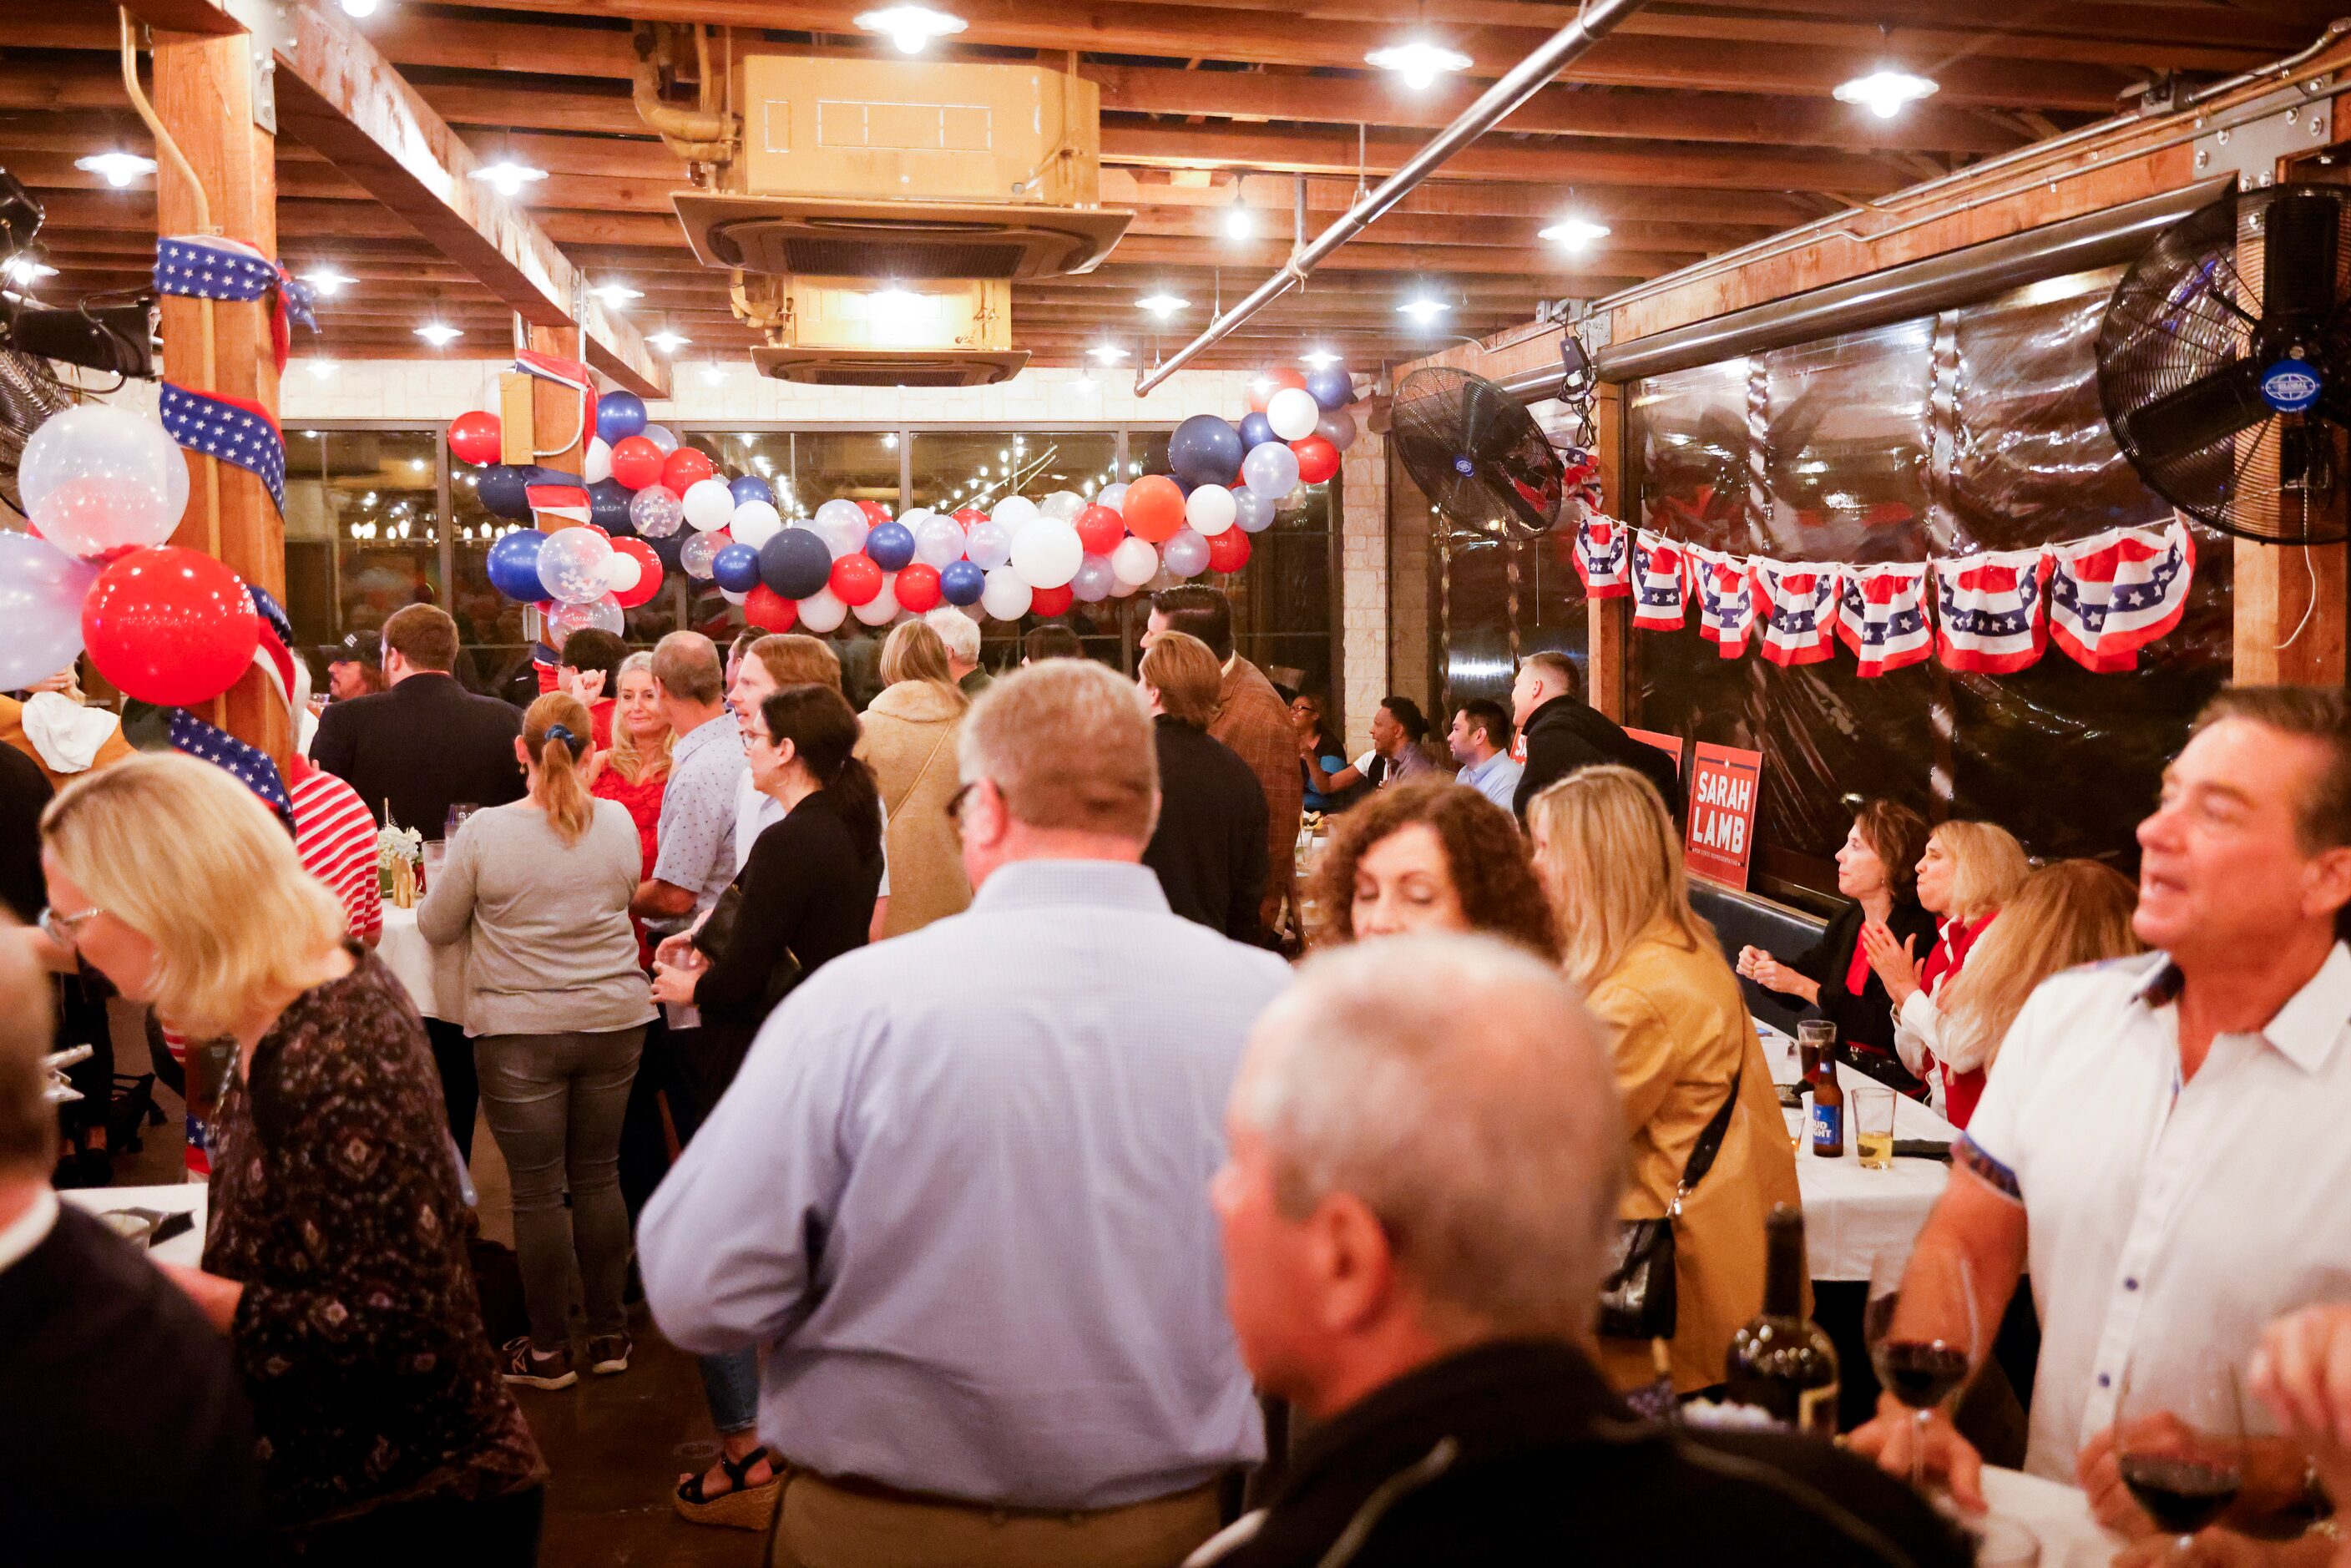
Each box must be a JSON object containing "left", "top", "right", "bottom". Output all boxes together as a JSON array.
[{"left": 1098, "top": 169, "right": 1820, "bottom": 227}]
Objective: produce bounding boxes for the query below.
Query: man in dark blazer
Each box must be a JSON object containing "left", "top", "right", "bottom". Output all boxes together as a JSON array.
[{"left": 311, "top": 604, "right": 525, "bottom": 835}]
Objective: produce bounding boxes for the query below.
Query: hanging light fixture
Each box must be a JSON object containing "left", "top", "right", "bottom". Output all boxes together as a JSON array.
[
  {"left": 1833, "top": 68, "right": 1939, "bottom": 119},
  {"left": 647, "top": 328, "right": 691, "bottom": 353},
  {"left": 77, "top": 151, "right": 157, "bottom": 188},
  {"left": 1366, "top": 40, "right": 1471, "bottom": 90},
  {"left": 301, "top": 266, "right": 355, "bottom": 296},
  {"left": 1136, "top": 293, "right": 1189, "bottom": 319},
  {"left": 1397, "top": 295, "right": 1449, "bottom": 324},
  {"left": 854, "top": 5, "right": 967, "bottom": 53},
  {"left": 1301, "top": 348, "right": 1342, "bottom": 370},
  {"left": 340, "top": 0, "right": 381, "bottom": 15},
  {"left": 1088, "top": 343, "right": 1129, "bottom": 363},
  {"left": 414, "top": 321, "right": 463, "bottom": 346},
  {"left": 469, "top": 159, "right": 548, "bottom": 197},
  {"left": 589, "top": 281, "right": 644, "bottom": 307},
  {"left": 1222, "top": 190, "right": 1253, "bottom": 241},
  {"left": 2, "top": 255, "right": 57, "bottom": 286},
  {"left": 1540, "top": 215, "right": 1612, "bottom": 248}
]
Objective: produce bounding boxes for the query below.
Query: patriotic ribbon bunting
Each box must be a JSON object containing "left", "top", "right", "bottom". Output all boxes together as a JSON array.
[
  {"left": 1934, "top": 548, "right": 2051, "bottom": 675},
  {"left": 1631, "top": 530, "right": 1688, "bottom": 631},
  {"left": 159, "top": 382, "right": 286, "bottom": 513},
  {"left": 1571, "top": 516, "right": 1632, "bottom": 599},
  {"left": 1688, "top": 546, "right": 1757, "bottom": 656},
  {"left": 1752, "top": 559, "right": 1843, "bottom": 668},
  {"left": 1836, "top": 564, "right": 1934, "bottom": 678},
  {"left": 246, "top": 584, "right": 298, "bottom": 711},
  {"left": 526, "top": 481, "right": 593, "bottom": 531},
  {"left": 2047, "top": 521, "right": 2196, "bottom": 674},
  {"left": 168, "top": 708, "right": 294, "bottom": 829},
  {"left": 154, "top": 235, "right": 316, "bottom": 372}
]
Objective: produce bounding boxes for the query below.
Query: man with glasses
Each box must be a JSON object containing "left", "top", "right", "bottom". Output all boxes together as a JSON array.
[{"left": 641, "top": 660, "right": 1290, "bottom": 1568}]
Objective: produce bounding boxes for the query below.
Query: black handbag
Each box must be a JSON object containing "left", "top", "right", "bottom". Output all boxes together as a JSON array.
[{"left": 1598, "top": 1065, "right": 1745, "bottom": 1341}]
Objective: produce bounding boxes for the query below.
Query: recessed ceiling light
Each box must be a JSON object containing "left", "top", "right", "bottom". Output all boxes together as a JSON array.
[
  {"left": 1301, "top": 348, "right": 1342, "bottom": 370},
  {"left": 1539, "top": 215, "right": 1612, "bottom": 247},
  {"left": 1136, "top": 293, "right": 1189, "bottom": 319},
  {"left": 1833, "top": 68, "right": 1939, "bottom": 119},
  {"left": 1398, "top": 296, "right": 1449, "bottom": 324},
  {"left": 589, "top": 281, "right": 643, "bottom": 306},
  {"left": 301, "top": 266, "right": 355, "bottom": 296},
  {"left": 1223, "top": 204, "right": 1253, "bottom": 241},
  {"left": 469, "top": 159, "right": 548, "bottom": 197},
  {"left": 76, "top": 151, "right": 157, "bottom": 188},
  {"left": 1366, "top": 41, "right": 1472, "bottom": 90},
  {"left": 647, "top": 329, "right": 691, "bottom": 352},
  {"left": 414, "top": 322, "right": 463, "bottom": 346},
  {"left": 855, "top": 4, "right": 966, "bottom": 53},
  {"left": 1088, "top": 343, "right": 1129, "bottom": 363}
]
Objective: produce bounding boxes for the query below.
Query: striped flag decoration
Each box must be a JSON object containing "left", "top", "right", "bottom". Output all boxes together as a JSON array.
[
  {"left": 1752, "top": 558, "right": 1843, "bottom": 667},
  {"left": 159, "top": 382, "right": 286, "bottom": 512},
  {"left": 526, "top": 482, "right": 593, "bottom": 531},
  {"left": 1836, "top": 563, "right": 1934, "bottom": 677},
  {"left": 1687, "top": 545, "right": 1756, "bottom": 656},
  {"left": 154, "top": 235, "right": 316, "bottom": 371},
  {"left": 1631, "top": 530, "right": 1687, "bottom": 631},
  {"left": 1572, "top": 515, "right": 1632, "bottom": 599},
  {"left": 1934, "top": 548, "right": 2050, "bottom": 675},
  {"left": 167, "top": 708, "right": 294, "bottom": 829},
  {"left": 2048, "top": 520, "right": 2195, "bottom": 673}
]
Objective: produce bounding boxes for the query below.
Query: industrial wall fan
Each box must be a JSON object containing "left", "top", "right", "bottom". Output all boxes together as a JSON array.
[
  {"left": 2099, "top": 181, "right": 2351, "bottom": 545},
  {"left": 1391, "top": 364, "right": 1577, "bottom": 540}
]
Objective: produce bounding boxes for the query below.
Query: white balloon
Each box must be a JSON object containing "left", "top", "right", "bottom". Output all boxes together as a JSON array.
[
  {"left": 1070, "top": 554, "right": 1116, "bottom": 603},
  {"left": 641, "top": 422, "right": 680, "bottom": 453},
  {"left": 582, "top": 437, "right": 614, "bottom": 485},
  {"left": 990, "top": 495, "right": 1039, "bottom": 533},
  {"left": 684, "top": 478, "right": 736, "bottom": 532},
  {"left": 721, "top": 588, "right": 749, "bottom": 605},
  {"left": 19, "top": 403, "right": 189, "bottom": 559},
  {"left": 603, "top": 553, "right": 643, "bottom": 594},
  {"left": 537, "top": 526, "right": 616, "bottom": 604},
  {"left": 1109, "top": 574, "right": 1140, "bottom": 599},
  {"left": 1241, "top": 441, "right": 1301, "bottom": 500},
  {"left": 1266, "top": 387, "right": 1320, "bottom": 442},
  {"left": 980, "top": 565, "right": 1034, "bottom": 621},
  {"left": 796, "top": 587, "right": 847, "bottom": 633},
  {"left": 1039, "top": 490, "right": 1084, "bottom": 522},
  {"left": 1234, "top": 488, "right": 1278, "bottom": 534},
  {"left": 1009, "top": 519, "right": 1083, "bottom": 590},
  {"left": 852, "top": 572, "right": 901, "bottom": 626},
  {"left": 964, "top": 518, "right": 1013, "bottom": 571},
  {"left": 815, "top": 498, "right": 869, "bottom": 559},
  {"left": 913, "top": 513, "right": 968, "bottom": 569},
  {"left": 728, "top": 499, "right": 783, "bottom": 550},
  {"left": 1110, "top": 535, "right": 1160, "bottom": 587},
  {"left": 1160, "top": 527, "right": 1211, "bottom": 579},
  {"left": 1186, "top": 483, "right": 1237, "bottom": 537},
  {"left": 1097, "top": 482, "right": 1129, "bottom": 513}
]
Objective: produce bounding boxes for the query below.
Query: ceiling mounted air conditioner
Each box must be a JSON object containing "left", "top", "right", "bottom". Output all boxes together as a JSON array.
[
  {"left": 732, "top": 274, "right": 1028, "bottom": 387},
  {"left": 751, "top": 346, "right": 1030, "bottom": 387},
  {"left": 670, "top": 56, "right": 1131, "bottom": 282}
]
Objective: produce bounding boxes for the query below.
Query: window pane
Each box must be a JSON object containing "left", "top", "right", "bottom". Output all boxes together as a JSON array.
[
  {"left": 906, "top": 430, "right": 1119, "bottom": 516},
  {"left": 700, "top": 431, "right": 900, "bottom": 524},
  {"left": 282, "top": 425, "right": 440, "bottom": 663}
]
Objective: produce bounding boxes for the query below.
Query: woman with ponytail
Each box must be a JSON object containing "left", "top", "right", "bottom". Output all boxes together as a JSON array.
[{"left": 418, "top": 690, "right": 655, "bottom": 1392}]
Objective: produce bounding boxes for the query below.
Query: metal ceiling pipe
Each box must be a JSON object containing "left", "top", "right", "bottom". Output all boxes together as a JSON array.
[{"left": 1131, "top": 0, "right": 1651, "bottom": 395}]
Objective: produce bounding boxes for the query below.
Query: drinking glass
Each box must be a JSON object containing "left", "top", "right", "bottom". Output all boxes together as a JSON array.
[
  {"left": 1854, "top": 1087, "right": 1898, "bottom": 1170},
  {"left": 184, "top": 1038, "right": 238, "bottom": 1125},
  {"left": 1864, "top": 1247, "right": 1981, "bottom": 1492},
  {"left": 421, "top": 839, "right": 448, "bottom": 890},
  {"left": 2115, "top": 1348, "right": 2247, "bottom": 1560},
  {"left": 445, "top": 803, "right": 481, "bottom": 841},
  {"left": 1797, "top": 1019, "right": 1836, "bottom": 1079}
]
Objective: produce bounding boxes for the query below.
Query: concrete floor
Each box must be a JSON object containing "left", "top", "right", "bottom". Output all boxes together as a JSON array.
[{"left": 102, "top": 1007, "right": 766, "bottom": 1567}]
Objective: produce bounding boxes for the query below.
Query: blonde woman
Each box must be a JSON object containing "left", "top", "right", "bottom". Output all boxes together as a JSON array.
[
  {"left": 1529, "top": 765, "right": 1799, "bottom": 1396},
  {"left": 419, "top": 691, "right": 654, "bottom": 1392},
  {"left": 592, "top": 651, "right": 673, "bottom": 964},
  {"left": 1864, "top": 819, "right": 2030, "bottom": 1126},
  {"left": 1936, "top": 859, "right": 2141, "bottom": 1081},
  {"left": 37, "top": 754, "right": 544, "bottom": 1555},
  {"left": 857, "top": 620, "right": 972, "bottom": 938}
]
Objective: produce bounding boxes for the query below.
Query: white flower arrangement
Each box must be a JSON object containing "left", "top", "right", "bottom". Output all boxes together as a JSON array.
[{"left": 376, "top": 822, "right": 422, "bottom": 874}]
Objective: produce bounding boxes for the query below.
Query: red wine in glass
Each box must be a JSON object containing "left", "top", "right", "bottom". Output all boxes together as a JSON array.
[
  {"left": 1863, "top": 1249, "right": 1979, "bottom": 1491},
  {"left": 2113, "top": 1348, "right": 2247, "bottom": 1560},
  {"left": 1873, "top": 1341, "right": 1973, "bottom": 1410},
  {"left": 2118, "top": 1455, "right": 2242, "bottom": 1537}
]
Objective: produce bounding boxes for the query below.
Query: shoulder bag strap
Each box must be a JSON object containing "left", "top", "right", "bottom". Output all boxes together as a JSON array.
[
  {"left": 884, "top": 723, "right": 955, "bottom": 822},
  {"left": 1669, "top": 1064, "right": 1745, "bottom": 1216}
]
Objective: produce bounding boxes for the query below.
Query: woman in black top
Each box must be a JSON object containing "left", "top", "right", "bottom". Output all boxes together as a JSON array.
[
  {"left": 652, "top": 684, "right": 883, "bottom": 1081},
  {"left": 1737, "top": 799, "right": 1936, "bottom": 1094}
]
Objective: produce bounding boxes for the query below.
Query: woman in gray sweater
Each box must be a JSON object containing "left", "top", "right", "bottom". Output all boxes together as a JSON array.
[{"left": 418, "top": 690, "right": 655, "bottom": 1391}]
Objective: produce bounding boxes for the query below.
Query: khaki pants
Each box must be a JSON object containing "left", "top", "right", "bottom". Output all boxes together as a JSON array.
[{"left": 769, "top": 1473, "right": 1223, "bottom": 1568}]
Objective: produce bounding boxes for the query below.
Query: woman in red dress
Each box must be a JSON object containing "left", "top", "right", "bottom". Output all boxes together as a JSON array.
[{"left": 589, "top": 653, "right": 671, "bottom": 964}]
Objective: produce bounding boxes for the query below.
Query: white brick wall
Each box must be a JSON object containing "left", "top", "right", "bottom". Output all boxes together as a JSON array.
[{"left": 1337, "top": 428, "right": 1387, "bottom": 751}]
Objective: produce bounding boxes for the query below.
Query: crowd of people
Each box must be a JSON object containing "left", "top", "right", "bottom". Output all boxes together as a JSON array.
[{"left": 8, "top": 581, "right": 2351, "bottom": 1568}]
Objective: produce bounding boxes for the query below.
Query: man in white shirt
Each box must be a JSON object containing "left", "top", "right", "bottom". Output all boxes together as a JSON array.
[{"left": 1852, "top": 687, "right": 2351, "bottom": 1546}]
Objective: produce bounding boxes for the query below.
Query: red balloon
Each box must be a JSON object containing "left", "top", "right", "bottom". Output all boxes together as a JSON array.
[
  {"left": 1292, "top": 435, "right": 1340, "bottom": 485},
  {"left": 610, "top": 537, "right": 665, "bottom": 609},
  {"left": 742, "top": 584, "right": 798, "bottom": 632},
  {"left": 1207, "top": 529, "right": 1253, "bottom": 574},
  {"left": 609, "top": 436, "right": 665, "bottom": 491},
  {"left": 857, "top": 499, "right": 893, "bottom": 526},
  {"left": 661, "top": 445, "right": 716, "bottom": 493},
  {"left": 1074, "top": 503, "right": 1125, "bottom": 556},
  {"left": 1120, "top": 474, "right": 1187, "bottom": 544},
  {"left": 448, "top": 409, "right": 503, "bottom": 467},
  {"left": 80, "top": 546, "right": 260, "bottom": 707},
  {"left": 894, "top": 561, "right": 943, "bottom": 613},
  {"left": 1247, "top": 367, "right": 1307, "bottom": 414},
  {"left": 951, "top": 506, "right": 988, "bottom": 529},
  {"left": 1029, "top": 584, "right": 1074, "bottom": 619},
  {"left": 829, "top": 552, "right": 884, "bottom": 606}
]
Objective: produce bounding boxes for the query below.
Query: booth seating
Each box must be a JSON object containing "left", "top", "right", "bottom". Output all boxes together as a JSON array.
[{"left": 1689, "top": 881, "right": 1829, "bottom": 1038}]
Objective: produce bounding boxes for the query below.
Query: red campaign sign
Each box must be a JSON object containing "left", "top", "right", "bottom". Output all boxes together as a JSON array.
[
  {"left": 1686, "top": 741, "right": 1762, "bottom": 889},
  {"left": 1625, "top": 727, "right": 1683, "bottom": 776}
]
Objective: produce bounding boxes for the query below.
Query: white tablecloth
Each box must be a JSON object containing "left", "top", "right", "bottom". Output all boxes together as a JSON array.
[
  {"left": 376, "top": 904, "right": 466, "bottom": 1024},
  {"left": 63, "top": 1181, "right": 208, "bottom": 1267},
  {"left": 1979, "top": 1465, "right": 2126, "bottom": 1568},
  {"left": 1759, "top": 1024, "right": 1954, "bottom": 1282}
]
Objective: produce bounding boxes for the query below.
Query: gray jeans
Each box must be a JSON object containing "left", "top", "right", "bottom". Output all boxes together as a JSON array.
[{"left": 474, "top": 1026, "right": 647, "bottom": 1352}]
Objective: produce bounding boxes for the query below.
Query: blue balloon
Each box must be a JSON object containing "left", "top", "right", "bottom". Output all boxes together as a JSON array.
[
  {"left": 477, "top": 463, "right": 533, "bottom": 521},
  {"left": 758, "top": 527, "right": 833, "bottom": 599},
  {"left": 646, "top": 529, "right": 685, "bottom": 574},
  {"left": 1168, "top": 413, "right": 1244, "bottom": 488},
  {"left": 864, "top": 521, "right": 915, "bottom": 571},
  {"left": 728, "top": 473, "right": 774, "bottom": 508},
  {"left": 1305, "top": 365, "right": 1354, "bottom": 411},
  {"left": 1238, "top": 411, "right": 1279, "bottom": 450},
  {"left": 712, "top": 542, "right": 761, "bottom": 594},
  {"left": 589, "top": 478, "right": 635, "bottom": 534},
  {"left": 596, "top": 391, "right": 647, "bottom": 445},
  {"left": 939, "top": 559, "right": 986, "bottom": 606},
  {"left": 486, "top": 529, "right": 549, "bottom": 600}
]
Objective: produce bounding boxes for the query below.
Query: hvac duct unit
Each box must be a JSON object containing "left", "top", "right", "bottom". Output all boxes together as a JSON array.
[
  {"left": 672, "top": 57, "right": 1130, "bottom": 282},
  {"left": 734, "top": 274, "right": 1029, "bottom": 387}
]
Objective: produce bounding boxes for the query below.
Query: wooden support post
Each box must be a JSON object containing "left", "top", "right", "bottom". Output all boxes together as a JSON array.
[
  {"left": 154, "top": 25, "right": 288, "bottom": 767},
  {"left": 1585, "top": 382, "right": 1630, "bottom": 721},
  {"left": 528, "top": 322, "right": 589, "bottom": 498},
  {"left": 2233, "top": 539, "right": 2347, "bottom": 685}
]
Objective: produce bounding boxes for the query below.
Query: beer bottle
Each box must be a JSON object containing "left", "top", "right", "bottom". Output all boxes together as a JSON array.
[
  {"left": 1724, "top": 1205, "right": 1841, "bottom": 1436},
  {"left": 1810, "top": 1060, "right": 1845, "bottom": 1158}
]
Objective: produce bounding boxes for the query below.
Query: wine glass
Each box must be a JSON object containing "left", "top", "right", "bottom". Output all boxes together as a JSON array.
[
  {"left": 1864, "top": 1247, "right": 1981, "bottom": 1491},
  {"left": 2114, "top": 1348, "right": 2247, "bottom": 1560}
]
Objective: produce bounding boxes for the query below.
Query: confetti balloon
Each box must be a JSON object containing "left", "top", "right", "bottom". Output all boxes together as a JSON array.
[
  {"left": 796, "top": 587, "right": 847, "bottom": 634},
  {"left": 537, "top": 526, "right": 615, "bottom": 605},
  {"left": 629, "top": 484, "right": 685, "bottom": 539},
  {"left": 979, "top": 565, "right": 1032, "bottom": 621},
  {"left": 549, "top": 594, "right": 624, "bottom": 642},
  {"left": 1039, "top": 491, "right": 1085, "bottom": 522},
  {"left": 680, "top": 530, "right": 725, "bottom": 579}
]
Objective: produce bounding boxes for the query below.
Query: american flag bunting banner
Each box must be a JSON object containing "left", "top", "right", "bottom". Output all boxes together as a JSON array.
[
  {"left": 1687, "top": 545, "right": 1757, "bottom": 656},
  {"left": 154, "top": 235, "right": 316, "bottom": 372},
  {"left": 1836, "top": 563, "right": 1934, "bottom": 678},
  {"left": 1752, "top": 558, "right": 1843, "bottom": 667},
  {"left": 1571, "top": 516, "right": 1632, "bottom": 599},
  {"left": 526, "top": 481, "right": 593, "bottom": 531},
  {"left": 159, "top": 382, "right": 286, "bottom": 513},
  {"left": 1934, "top": 548, "right": 2050, "bottom": 675},
  {"left": 246, "top": 584, "right": 297, "bottom": 711},
  {"left": 1631, "top": 530, "right": 1687, "bottom": 631},
  {"left": 168, "top": 708, "right": 294, "bottom": 831},
  {"left": 2048, "top": 520, "right": 2196, "bottom": 674},
  {"left": 515, "top": 349, "right": 594, "bottom": 454}
]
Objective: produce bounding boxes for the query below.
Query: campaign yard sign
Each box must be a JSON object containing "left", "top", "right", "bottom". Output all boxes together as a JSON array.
[
  {"left": 1686, "top": 741, "right": 1762, "bottom": 888},
  {"left": 1625, "top": 727, "right": 1684, "bottom": 775}
]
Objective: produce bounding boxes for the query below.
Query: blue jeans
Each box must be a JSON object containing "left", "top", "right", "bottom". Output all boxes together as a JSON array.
[{"left": 698, "top": 1347, "right": 760, "bottom": 1436}]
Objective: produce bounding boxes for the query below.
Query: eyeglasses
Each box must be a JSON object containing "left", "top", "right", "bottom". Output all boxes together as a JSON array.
[
  {"left": 944, "top": 781, "right": 977, "bottom": 828},
  {"left": 38, "top": 904, "right": 102, "bottom": 948}
]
